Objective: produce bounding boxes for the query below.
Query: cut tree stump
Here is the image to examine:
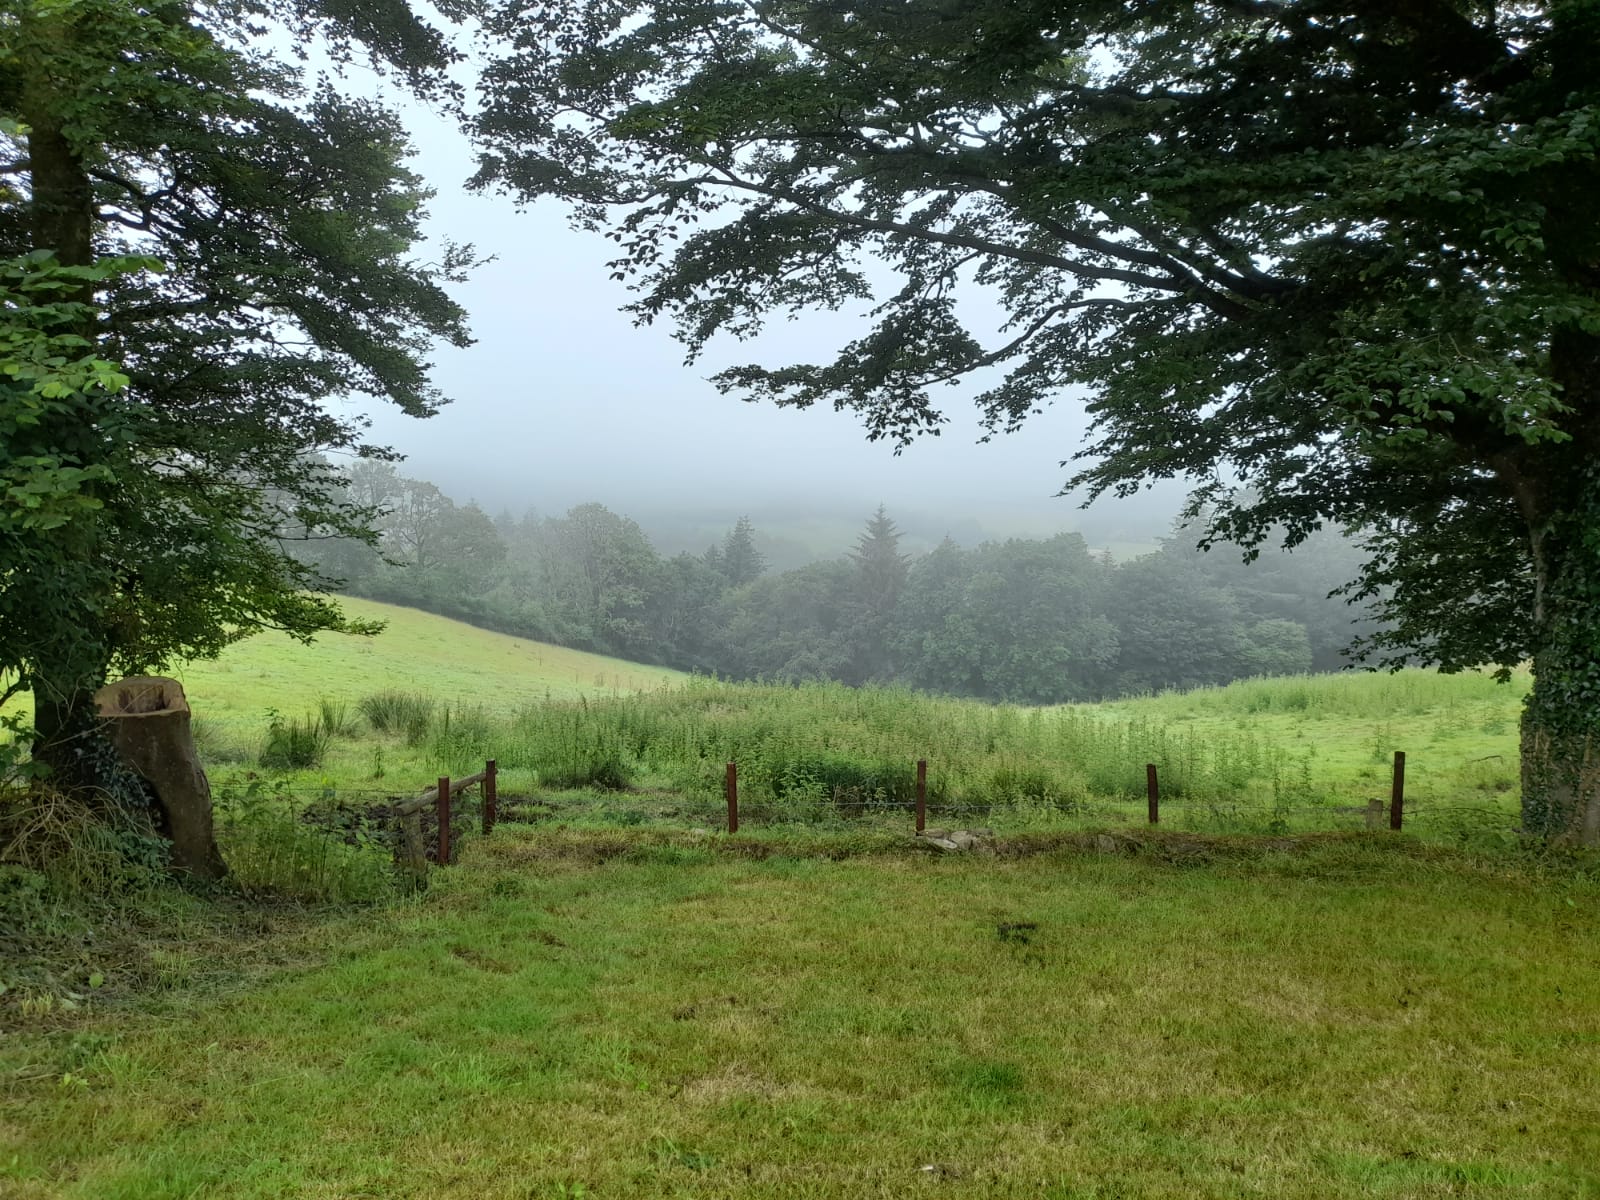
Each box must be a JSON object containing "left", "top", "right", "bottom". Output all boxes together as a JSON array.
[{"left": 94, "top": 676, "right": 227, "bottom": 881}]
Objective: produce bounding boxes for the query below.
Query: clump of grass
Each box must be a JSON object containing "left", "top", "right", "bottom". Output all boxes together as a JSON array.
[
  {"left": 190, "top": 717, "right": 252, "bottom": 765},
  {"left": 428, "top": 704, "right": 496, "bottom": 774},
  {"left": 259, "top": 711, "right": 330, "bottom": 770},
  {"left": 357, "top": 691, "right": 435, "bottom": 744},
  {"left": 0, "top": 785, "right": 167, "bottom": 900},
  {"left": 317, "top": 697, "right": 360, "bottom": 739}
]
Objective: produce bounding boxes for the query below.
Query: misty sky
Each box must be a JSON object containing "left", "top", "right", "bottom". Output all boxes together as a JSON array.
[{"left": 350, "top": 94, "right": 1188, "bottom": 548}]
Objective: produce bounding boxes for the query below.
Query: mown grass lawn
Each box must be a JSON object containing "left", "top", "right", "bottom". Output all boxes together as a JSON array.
[{"left": 3, "top": 830, "right": 1596, "bottom": 1199}]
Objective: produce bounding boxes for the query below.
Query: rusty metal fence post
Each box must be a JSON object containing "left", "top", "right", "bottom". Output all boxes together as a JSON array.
[
  {"left": 483, "top": 758, "right": 497, "bottom": 835},
  {"left": 437, "top": 774, "right": 451, "bottom": 865},
  {"left": 916, "top": 758, "right": 927, "bottom": 833},
  {"left": 726, "top": 762, "right": 739, "bottom": 834},
  {"left": 1390, "top": 751, "right": 1406, "bottom": 830},
  {"left": 1147, "top": 763, "right": 1160, "bottom": 825}
]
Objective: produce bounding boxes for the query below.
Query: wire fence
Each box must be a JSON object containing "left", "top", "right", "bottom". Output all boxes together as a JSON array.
[{"left": 214, "top": 749, "right": 1527, "bottom": 892}]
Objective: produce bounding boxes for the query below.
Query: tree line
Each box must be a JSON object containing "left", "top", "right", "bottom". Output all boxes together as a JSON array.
[{"left": 295, "top": 463, "right": 1377, "bottom": 704}]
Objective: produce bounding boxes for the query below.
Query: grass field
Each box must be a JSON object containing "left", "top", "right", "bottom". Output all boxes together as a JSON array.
[
  {"left": 5, "top": 605, "right": 1593, "bottom": 1198},
  {"left": 172, "top": 611, "right": 1530, "bottom": 846},
  {"left": 3, "top": 829, "right": 1596, "bottom": 1199},
  {"left": 176, "top": 596, "right": 687, "bottom": 712},
  {"left": 0, "top": 597, "right": 684, "bottom": 730}
]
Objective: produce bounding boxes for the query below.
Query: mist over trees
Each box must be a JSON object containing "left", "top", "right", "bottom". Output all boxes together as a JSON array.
[{"left": 295, "top": 465, "right": 1378, "bottom": 704}]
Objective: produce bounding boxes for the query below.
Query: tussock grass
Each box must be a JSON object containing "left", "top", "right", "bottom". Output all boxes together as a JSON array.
[{"left": 357, "top": 689, "right": 436, "bottom": 743}]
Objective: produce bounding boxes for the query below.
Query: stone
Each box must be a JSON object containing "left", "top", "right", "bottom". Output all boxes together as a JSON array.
[{"left": 916, "top": 828, "right": 993, "bottom": 853}]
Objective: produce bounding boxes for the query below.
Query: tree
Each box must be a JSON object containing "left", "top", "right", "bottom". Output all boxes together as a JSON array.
[
  {"left": 719, "top": 515, "right": 767, "bottom": 587},
  {"left": 958, "top": 536, "right": 1118, "bottom": 703},
  {"left": 1105, "top": 553, "right": 1254, "bottom": 694},
  {"left": 717, "top": 560, "right": 855, "bottom": 682},
  {"left": 893, "top": 537, "right": 983, "bottom": 695},
  {"left": 476, "top": 1, "right": 1600, "bottom": 840},
  {"left": 542, "top": 504, "right": 662, "bottom": 657},
  {"left": 384, "top": 477, "right": 451, "bottom": 572},
  {"left": 848, "top": 505, "right": 909, "bottom": 681},
  {"left": 2, "top": 0, "right": 472, "bottom": 787}
]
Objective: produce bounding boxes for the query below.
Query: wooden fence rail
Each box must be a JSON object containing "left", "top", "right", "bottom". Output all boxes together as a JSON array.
[{"left": 396, "top": 760, "right": 497, "bottom": 891}]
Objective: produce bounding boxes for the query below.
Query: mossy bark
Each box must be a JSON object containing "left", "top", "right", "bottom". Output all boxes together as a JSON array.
[{"left": 1520, "top": 462, "right": 1600, "bottom": 844}]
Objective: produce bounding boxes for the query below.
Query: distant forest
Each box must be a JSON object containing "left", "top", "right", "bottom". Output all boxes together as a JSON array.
[{"left": 292, "top": 462, "right": 1381, "bottom": 704}]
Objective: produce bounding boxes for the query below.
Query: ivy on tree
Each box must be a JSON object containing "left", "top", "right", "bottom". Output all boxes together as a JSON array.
[
  {"left": 474, "top": 0, "right": 1600, "bottom": 841},
  {"left": 0, "top": 0, "right": 473, "bottom": 788}
]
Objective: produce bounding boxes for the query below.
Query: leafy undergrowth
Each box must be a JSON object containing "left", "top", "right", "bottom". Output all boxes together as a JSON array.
[{"left": 2, "top": 826, "right": 1596, "bottom": 1199}]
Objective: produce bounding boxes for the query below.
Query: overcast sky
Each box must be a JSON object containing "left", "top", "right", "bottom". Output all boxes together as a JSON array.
[{"left": 348, "top": 83, "right": 1185, "bottom": 548}]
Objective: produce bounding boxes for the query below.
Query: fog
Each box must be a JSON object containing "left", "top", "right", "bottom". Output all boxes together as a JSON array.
[{"left": 353, "top": 101, "right": 1188, "bottom": 552}]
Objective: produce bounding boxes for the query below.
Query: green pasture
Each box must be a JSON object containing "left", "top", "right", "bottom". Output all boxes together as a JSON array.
[
  {"left": 0, "top": 597, "right": 684, "bottom": 729},
  {"left": 152, "top": 597, "right": 1527, "bottom": 843},
  {"left": 0, "top": 599, "right": 1531, "bottom": 840},
  {"left": 176, "top": 596, "right": 686, "bottom": 712},
  {"left": 3, "top": 830, "right": 1596, "bottom": 1199}
]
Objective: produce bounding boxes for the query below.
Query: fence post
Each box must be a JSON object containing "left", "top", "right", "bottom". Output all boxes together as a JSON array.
[
  {"left": 725, "top": 762, "right": 739, "bottom": 835},
  {"left": 483, "top": 758, "right": 497, "bottom": 835},
  {"left": 437, "top": 774, "right": 451, "bottom": 866},
  {"left": 916, "top": 758, "right": 927, "bottom": 833},
  {"left": 1390, "top": 751, "right": 1406, "bottom": 831},
  {"left": 1147, "top": 763, "right": 1160, "bottom": 825}
]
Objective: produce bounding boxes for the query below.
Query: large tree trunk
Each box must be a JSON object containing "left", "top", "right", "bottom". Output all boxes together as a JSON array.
[
  {"left": 1520, "top": 332, "right": 1600, "bottom": 844},
  {"left": 1521, "top": 715, "right": 1599, "bottom": 844},
  {"left": 28, "top": 665, "right": 109, "bottom": 798},
  {"left": 1520, "top": 496, "right": 1600, "bottom": 841},
  {"left": 94, "top": 678, "right": 228, "bottom": 881},
  {"left": 18, "top": 3, "right": 117, "bottom": 792}
]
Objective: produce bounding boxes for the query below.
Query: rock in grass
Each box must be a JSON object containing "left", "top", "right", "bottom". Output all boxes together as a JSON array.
[{"left": 916, "top": 828, "right": 994, "bottom": 852}]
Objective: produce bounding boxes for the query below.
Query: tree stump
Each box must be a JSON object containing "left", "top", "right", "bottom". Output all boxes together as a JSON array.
[{"left": 93, "top": 676, "right": 227, "bottom": 881}]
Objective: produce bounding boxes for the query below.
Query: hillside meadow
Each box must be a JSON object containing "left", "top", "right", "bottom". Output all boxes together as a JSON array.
[
  {"left": 139, "top": 600, "right": 1531, "bottom": 848},
  {"left": 6, "top": 604, "right": 1596, "bottom": 1199}
]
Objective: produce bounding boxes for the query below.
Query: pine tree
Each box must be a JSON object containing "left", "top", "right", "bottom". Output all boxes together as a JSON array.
[
  {"left": 849, "top": 506, "right": 909, "bottom": 682},
  {"left": 720, "top": 516, "right": 767, "bottom": 587}
]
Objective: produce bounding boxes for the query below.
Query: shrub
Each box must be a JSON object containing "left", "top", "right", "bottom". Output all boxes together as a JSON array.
[
  {"left": 979, "top": 765, "right": 1086, "bottom": 813},
  {"left": 540, "top": 754, "right": 631, "bottom": 791}
]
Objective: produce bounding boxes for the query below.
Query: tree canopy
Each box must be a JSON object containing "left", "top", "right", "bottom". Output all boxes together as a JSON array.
[
  {"left": 474, "top": 0, "right": 1600, "bottom": 840},
  {"left": 1, "top": 0, "right": 472, "bottom": 782}
]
